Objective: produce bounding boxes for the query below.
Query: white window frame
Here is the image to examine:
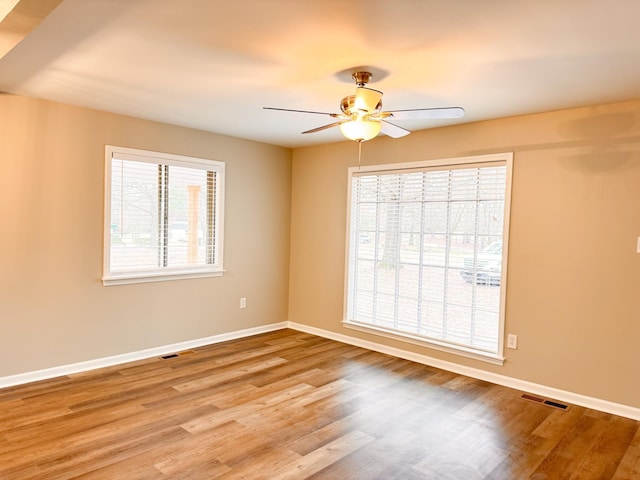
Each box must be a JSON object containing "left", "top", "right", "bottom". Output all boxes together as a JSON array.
[
  {"left": 343, "top": 153, "right": 513, "bottom": 365},
  {"left": 103, "top": 146, "right": 225, "bottom": 286}
]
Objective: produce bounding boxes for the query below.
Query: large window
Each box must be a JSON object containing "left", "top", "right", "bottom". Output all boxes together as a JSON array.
[
  {"left": 103, "top": 146, "right": 225, "bottom": 285},
  {"left": 344, "top": 153, "right": 512, "bottom": 363}
]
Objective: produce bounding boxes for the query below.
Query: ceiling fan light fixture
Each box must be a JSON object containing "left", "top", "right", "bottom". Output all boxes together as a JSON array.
[{"left": 339, "top": 119, "right": 381, "bottom": 142}]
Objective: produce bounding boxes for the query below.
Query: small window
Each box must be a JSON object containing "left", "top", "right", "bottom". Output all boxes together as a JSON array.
[
  {"left": 103, "top": 146, "right": 225, "bottom": 285},
  {"left": 344, "top": 153, "right": 512, "bottom": 363}
]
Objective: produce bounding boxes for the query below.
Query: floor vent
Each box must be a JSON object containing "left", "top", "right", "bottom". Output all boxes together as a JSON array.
[
  {"left": 160, "top": 350, "right": 195, "bottom": 360},
  {"left": 521, "top": 394, "right": 569, "bottom": 410}
]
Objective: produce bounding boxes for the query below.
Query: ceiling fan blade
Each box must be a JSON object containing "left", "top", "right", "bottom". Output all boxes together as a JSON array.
[
  {"left": 381, "top": 120, "right": 411, "bottom": 138},
  {"left": 354, "top": 87, "right": 383, "bottom": 113},
  {"left": 385, "top": 107, "right": 465, "bottom": 120},
  {"left": 264, "top": 107, "right": 339, "bottom": 117},
  {"left": 302, "top": 121, "right": 344, "bottom": 135}
]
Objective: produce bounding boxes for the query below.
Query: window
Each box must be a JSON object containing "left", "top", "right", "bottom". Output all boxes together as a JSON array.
[
  {"left": 344, "top": 153, "right": 512, "bottom": 363},
  {"left": 103, "top": 146, "right": 225, "bottom": 285}
]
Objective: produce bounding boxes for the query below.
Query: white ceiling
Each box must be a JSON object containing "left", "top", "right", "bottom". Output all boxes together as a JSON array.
[{"left": 1, "top": 0, "right": 640, "bottom": 148}]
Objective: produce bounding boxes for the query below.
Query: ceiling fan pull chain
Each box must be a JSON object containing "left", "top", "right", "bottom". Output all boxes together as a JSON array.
[{"left": 358, "top": 139, "right": 362, "bottom": 170}]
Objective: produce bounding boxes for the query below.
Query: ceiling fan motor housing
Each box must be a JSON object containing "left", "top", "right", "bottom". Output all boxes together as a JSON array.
[{"left": 352, "top": 71, "right": 373, "bottom": 86}]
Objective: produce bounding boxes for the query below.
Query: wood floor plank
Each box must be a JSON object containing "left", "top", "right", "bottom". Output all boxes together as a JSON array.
[
  {"left": 529, "top": 412, "right": 616, "bottom": 479},
  {"left": 267, "top": 430, "right": 376, "bottom": 480},
  {"left": 180, "top": 383, "right": 315, "bottom": 434},
  {"left": 172, "top": 356, "right": 288, "bottom": 392},
  {"left": 214, "top": 445, "right": 301, "bottom": 480},
  {"left": 569, "top": 415, "right": 639, "bottom": 480},
  {"left": 307, "top": 429, "right": 422, "bottom": 480},
  {"left": 612, "top": 423, "right": 640, "bottom": 479},
  {"left": 152, "top": 423, "right": 244, "bottom": 475},
  {"left": 0, "top": 329, "right": 638, "bottom": 479},
  {"left": 34, "top": 425, "right": 190, "bottom": 479}
]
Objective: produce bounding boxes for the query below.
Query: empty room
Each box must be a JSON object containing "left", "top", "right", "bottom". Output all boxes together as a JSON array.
[{"left": 1, "top": 1, "right": 639, "bottom": 478}]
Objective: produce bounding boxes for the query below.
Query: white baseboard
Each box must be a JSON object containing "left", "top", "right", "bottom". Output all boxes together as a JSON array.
[
  {"left": 0, "top": 322, "right": 287, "bottom": 389},
  {"left": 3, "top": 320, "right": 639, "bottom": 422},
  {"left": 287, "top": 322, "right": 640, "bottom": 421}
]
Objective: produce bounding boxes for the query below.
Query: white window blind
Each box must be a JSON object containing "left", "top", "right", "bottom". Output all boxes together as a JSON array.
[
  {"left": 344, "top": 154, "right": 512, "bottom": 362},
  {"left": 103, "top": 146, "right": 224, "bottom": 285}
]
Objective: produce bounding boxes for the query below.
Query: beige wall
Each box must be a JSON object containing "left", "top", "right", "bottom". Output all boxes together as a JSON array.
[
  {"left": 0, "top": 94, "right": 292, "bottom": 377},
  {"left": 3, "top": 92, "right": 639, "bottom": 410},
  {"left": 289, "top": 100, "right": 640, "bottom": 409}
]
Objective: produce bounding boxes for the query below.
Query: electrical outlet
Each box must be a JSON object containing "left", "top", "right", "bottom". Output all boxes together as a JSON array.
[
  {"left": 240, "top": 297, "right": 247, "bottom": 309},
  {"left": 507, "top": 334, "right": 518, "bottom": 349}
]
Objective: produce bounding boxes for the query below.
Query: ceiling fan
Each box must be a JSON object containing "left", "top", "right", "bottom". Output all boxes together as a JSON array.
[{"left": 264, "top": 71, "right": 465, "bottom": 142}]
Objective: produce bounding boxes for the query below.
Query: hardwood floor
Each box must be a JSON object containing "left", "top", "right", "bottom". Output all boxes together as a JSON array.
[{"left": 1, "top": 329, "right": 638, "bottom": 479}]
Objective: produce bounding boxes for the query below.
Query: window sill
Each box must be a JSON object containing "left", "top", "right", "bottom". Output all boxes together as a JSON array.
[
  {"left": 103, "top": 268, "right": 224, "bottom": 286},
  {"left": 343, "top": 320, "right": 505, "bottom": 366}
]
